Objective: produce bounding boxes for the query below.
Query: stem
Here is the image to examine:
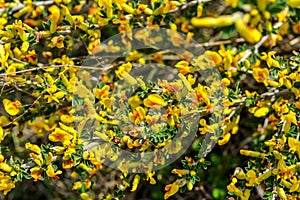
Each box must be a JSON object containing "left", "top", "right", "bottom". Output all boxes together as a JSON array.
[
  {"left": 169, "top": 0, "right": 212, "bottom": 14},
  {"left": 238, "top": 22, "right": 284, "bottom": 64}
]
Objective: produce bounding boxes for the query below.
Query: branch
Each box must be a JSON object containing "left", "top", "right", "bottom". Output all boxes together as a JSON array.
[
  {"left": 0, "top": 0, "right": 54, "bottom": 14},
  {"left": 238, "top": 22, "right": 284, "bottom": 64},
  {"left": 169, "top": 0, "right": 212, "bottom": 14}
]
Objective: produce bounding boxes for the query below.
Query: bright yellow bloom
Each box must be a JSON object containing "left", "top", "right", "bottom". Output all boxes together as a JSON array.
[
  {"left": 131, "top": 174, "right": 140, "bottom": 192},
  {"left": 288, "top": 0, "right": 300, "bottom": 8},
  {"left": 171, "top": 169, "right": 189, "bottom": 177},
  {"left": 129, "top": 106, "right": 146, "bottom": 125},
  {"left": 249, "top": 105, "right": 269, "bottom": 117},
  {"left": 175, "top": 60, "right": 194, "bottom": 75},
  {"left": 281, "top": 111, "right": 297, "bottom": 133},
  {"left": 146, "top": 171, "right": 156, "bottom": 184},
  {"left": 166, "top": 106, "right": 181, "bottom": 127},
  {"left": 261, "top": 51, "right": 280, "bottom": 68},
  {"left": 245, "top": 170, "right": 260, "bottom": 186},
  {"left": 80, "top": 192, "right": 92, "bottom": 200},
  {"left": 94, "top": 85, "right": 110, "bottom": 99},
  {"left": 288, "top": 137, "right": 300, "bottom": 155},
  {"left": 218, "top": 132, "right": 231, "bottom": 145},
  {"left": 191, "top": 15, "right": 234, "bottom": 27},
  {"left": 240, "top": 149, "right": 262, "bottom": 158},
  {"left": 3, "top": 99, "right": 22, "bottom": 116},
  {"left": 164, "top": 180, "right": 180, "bottom": 199},
  {"left": 204, "top": 51, "right": 222, "bottom": 66},
  {"left": 225, "top": 0, "right": 238, "bottom": 8},
  {"left": 50, "top": 35, "right": 64, "bottom": 49},
  {"left": 62, "top": 160, "right": 76, "bottom": 169},
  {"left": 49, "top": 5, "right": 60, "bottom": 33},
  {"left": 115, "top": 62, "right": 133, "bottom": 79},
  {"left": 44, "top": 91, "right": 65, "bottom": 103},
  {"left": 0, "top": 161, "right": 12, "bottom": 173},
  {"left": 72, "top": 181, "right": 82, "bottom": 190},
  {"left": 30, "top": 166, "right": 43, "bottom": 182},
  {"left": 48, "top": 128, "right": 73, "bottom": 146},
  {"left": 235, "top": 18, "right": 262, "bottom": 43},
  {"left": 46, "top": 164, "right": 62, "bottom": 179},
  {"left": 128, "top": 94, "right": 142, "bottom": 109},
  {"left": 25, "top": 143, "right": 41, "bottom": 154},
  {"left": 0, "top": 172, "right": 16, "bottom": 195},
  {"left": 292, "top": 21, "right": 300, "bottom": 34},
  {"left": 194, "top": 83, "right": 210, "bottom": 105},
  {"left": 0, "top": 127, "right": 3, "bottom": 143},
  {"left": 159, "top": 80, "right": 183, "bottom": 95},
  {"left": 252, "top": 68, "right": 269, "bottom": 84},
  {"left": 227, "top": 178, "right": 244, "bottom": 198},
  {"left": 144, "top": 94, "right": 167, "bottom": 108}
]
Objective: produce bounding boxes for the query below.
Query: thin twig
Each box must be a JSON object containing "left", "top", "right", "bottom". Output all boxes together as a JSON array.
[
  {"left": 238, "top": 22, "right": 284, "bottom": 64},
  {"left": 0, "top": 64, "right": 110, "bottom": 77},
  {"left": 169, "top": 0, "right": 212, "bottom": 13},
  {"left": 195, "top": 38, "right": 245, "bottom": 48},
  {"left": 0, "top": 0, "right": 54, "bottom": 14}
]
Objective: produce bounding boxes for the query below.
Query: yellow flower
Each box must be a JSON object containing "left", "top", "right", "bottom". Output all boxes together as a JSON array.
[
  {"left": 49, "top": 5, "right": 60, "bottom": 33},
  {"left": 292, "top": 21, "right": 300, "bottom": 34},
  {"left": 94, "top": 85, "right": 110, "bottom": 99},
  {"left": 50, "top": 35, "right": 64, "bottom": 49},
  {"left": 235, "top": 18, "right": 262, "bottom": 43},
  {"left": 191, "top": 15, "right": 234, "bottom": 27},
  {"left": 29, "top": 153, "right": 43, "bottom": 166},
  {"left": 25, "top": 142, "right": 41, "bottom": 154},
  {"left": 281, "top": 111, "right": 297, "bottom": 133},
  {"left": 44, "top": 91, "right": 65, "bottom": 103},
  {"left": 290, "top": 177, "right": 300, "bottom": 192},
  {"left": 225, "top": 0, "right": 238, "bottom": 8},
  {"left": 60, "top": 115, "right": 74, "bottom": 123},
  {"left": 166, "top": 106, "right": 181, "bottom": 127},
  {"left": 240, "top": 149, "right": 262, "bottom": 158},
  {"left": 261, "top": 51, "right": 280, "bottom": 68},
  {"left": 146, "top": 171, "right": 156, "bottom": 184},
  {"left": 0, "top": 162, "right": 12, "bottom": 172},
  {"left": 131, "top": 174, "right": 140, "bottom": 192},
  {"left": 227, "top": 178, "right": 244, "bottom": 198},
  {"left": 115, "top": 62, "right": 132, "bottom": 79},
  {"left": 288, "top": 0, "right": 300, "bottom": 8},
  {"left": 0, "top": 172, "right": 16, "bottom": 195},
  {"left": 49, "top": 128, "right": 73, "bottom": 146},
  {"left": 175, "top": 60, "right": 194, "bottom": 75},
  {"left": 129, "top": 106, "right": 146, "bottom": 125},
  {"left": 62, "top": 160, "right": 76, "bottom": 169},
  {"left": 194, "top": 83, "right": 210, "bottom": 105},
  {"left": 0, "top": 127, "right": 3, "bottom": 143},
  {"left": 128, "top": 94, "right": 142, "bottom": 109},
  {"left": 164, "top": 180, "right": 180, "bottom": 199},
  {"left": 80, "top": 192, "right": 92, "bottom": 200},
  {"left": 288, "top": 137, "right": 300, "bottom": 155},
  {"left": 250, "top": 105, "right": 269, "bottom": 117},
  {"left": 252, "top": 68, "right": 269, "bottom": 85},
  {"left": 218, "top": 132, "right": 231, "bottom": 145},
  {"left": 72, "top": 181, "right": 82, "bottom": 190},
  {"left": 144, "top": 94, "right": 167, "bottom": 108},
  {"left": 30, "top": 166, "right": 43, "bottom": 181},
  {"left": 159, "top": 79, "right": 183, "bottom": 95},
  {"left": 3, "top": 99, "right": 22, "bottom": 116},
  {"left": 245, "top": 170, "right": 258, "bottom": 186},
  {"left": 46, "top": 164, "right": 62, "bottom": 179},
  {"left": 204, "top": 51, "right": 222, "bottom": 66},
  {"left": 171, "top": 169, "right": 189, "bottom": 177}
]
